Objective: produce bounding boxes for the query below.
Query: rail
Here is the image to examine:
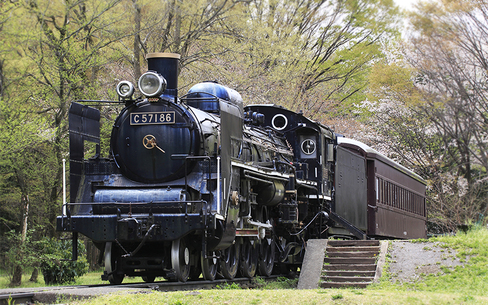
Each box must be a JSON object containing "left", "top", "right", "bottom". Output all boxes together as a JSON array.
[{"left": 0, "top": 275, "right": 284, "bottom": 304}]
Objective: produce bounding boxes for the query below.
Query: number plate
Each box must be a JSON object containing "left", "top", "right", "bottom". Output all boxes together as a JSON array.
[{"left": 130, "top": 111, "right": 175, "bottom": 125}]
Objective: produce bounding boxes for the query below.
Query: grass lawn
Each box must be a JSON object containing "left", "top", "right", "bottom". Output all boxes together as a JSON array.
[
  {"left": 70, "top": 288, "right": 488, "bottom": 305},
  {"left": 2, "top": 227, "right": 488, "bottom": 304},
  {"left": 0, "top": 268, "right": 146, "bottom": 289}
]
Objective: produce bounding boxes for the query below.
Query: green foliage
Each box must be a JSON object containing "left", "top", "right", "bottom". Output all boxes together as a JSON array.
[
  {"left": 216, "top": 282, "right": 241, "bottom": 290},
  {"left": 262, "top": 276, "right": 298, "bottom": 289},
  {"left": 368, "top": 60, "right": 421, "bottom": 107},
  {"left": 365, "top": 0, "right": 488, "bottom": 232},
  {"left": 251, "top": 276, "right": 298, "bottom": 289},
  {"left": 40, "top": 237, "right": 88, "bottom": 285},
  {"left": 3, "top": 230, "right": 41, "bottom": 284},
  {"left": 331, "top": 293, "right": 344, "bottom": 300},
  {"left": 251, "top": 275, "right": 266, "bottom": 287}
]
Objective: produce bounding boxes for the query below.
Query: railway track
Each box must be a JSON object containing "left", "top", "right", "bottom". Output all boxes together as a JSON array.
[{"left": 0, "top": 275, "right": 282, "bottom": 304}]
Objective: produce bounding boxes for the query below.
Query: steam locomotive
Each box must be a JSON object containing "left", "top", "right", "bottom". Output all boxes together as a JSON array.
[{"left": 57, "top": 53, "right": 427, "bottom": 284}]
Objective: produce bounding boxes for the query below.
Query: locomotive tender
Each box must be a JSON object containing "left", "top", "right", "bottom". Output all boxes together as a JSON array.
[{"left": 57, "top": 53, "right": 426, "bottom": 284}]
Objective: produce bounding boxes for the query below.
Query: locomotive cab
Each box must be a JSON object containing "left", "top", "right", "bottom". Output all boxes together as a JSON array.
[
  {"left": 244, "top": 104, "right": 334, "bottom": 240},
  {"left": 244, "top": 105, "right": 335, "bottom": 198}
]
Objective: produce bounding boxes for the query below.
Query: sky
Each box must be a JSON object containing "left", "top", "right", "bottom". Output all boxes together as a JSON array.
[{"left": 395, "top": 0, "right": 418, "bottom": 11}]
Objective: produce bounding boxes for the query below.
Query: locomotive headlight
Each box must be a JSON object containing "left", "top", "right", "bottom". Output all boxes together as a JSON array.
[
  {"left": 116, "top": 81, "right": 135, "bottom": 99},
  {"left": 138, "top": 71, "right": 167, "bottom": 97}
]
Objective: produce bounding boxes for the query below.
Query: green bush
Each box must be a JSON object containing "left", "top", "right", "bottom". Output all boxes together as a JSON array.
[
  {"left": 3, "top": 229, "right": 40, "bottom": 286},
  {"left": 40, "top": 237, "right": 88, "bottom": 285}
]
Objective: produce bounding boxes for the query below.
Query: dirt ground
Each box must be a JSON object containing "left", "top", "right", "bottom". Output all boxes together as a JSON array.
[{"left": 388, "top": 240, "right": 465, "bottom": 283}]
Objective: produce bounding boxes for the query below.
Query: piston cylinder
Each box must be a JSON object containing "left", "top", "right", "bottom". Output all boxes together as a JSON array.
[{"left": 257, "top": 181, "right": 285, "bottom": 206}]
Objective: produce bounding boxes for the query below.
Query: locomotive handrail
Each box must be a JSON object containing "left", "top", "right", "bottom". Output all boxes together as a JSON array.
[
  {"left": 178, "top": 154, "right": 215, "bottom": 261},
  {"left": 61, "top": 200, "right": 210, "bottom": 219},
  {"left": 232, "top": 161, "right": 290, "bottom": 179},
  {"left": 73, "top": 99, "right": 124, "bottom": 105},
  {"left": 242, "top": 169, "right": 289, "bottom": 182},
  {"left": 243, "top": 171, "right": 274, "bottom": 185},
  {"left": 62, "top": 200, "right": 208, "bottom": 206},
  {"left": 180, "top": 96, "right": 219, "bottom": 102},
  {"left": 295, "top": 180, "right": 318, "bottom": 188},
  {"left": 329, "top": 211, "right": 368, "bottom": 240}
]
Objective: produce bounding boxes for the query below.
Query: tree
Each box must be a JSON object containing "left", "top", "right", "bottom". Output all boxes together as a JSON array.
[
  {"left": 174, "top": 0, "right": 401, "bottom": 120},
  {"left": 365, "top": 0, "right": 488, "bottom": 231},
  {"left": 116, "top": 0, "right": 241, "bottom": 82},
  {"left": 0, "top": 0, "right": 126, "bottom": 284},
  {"left": 0, "top": 71, "right": 50, "bottom": 286},
  {"left": 295, "top": 0, "right": 401, "bottom": 119},
  {"left": 20, "top": 0, "right": 124, "bottom": 235}
]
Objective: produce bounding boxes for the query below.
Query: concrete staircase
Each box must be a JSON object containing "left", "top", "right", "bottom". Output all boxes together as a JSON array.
[{"left": 320, "top": 240, "right": 380, "bottom": 288}]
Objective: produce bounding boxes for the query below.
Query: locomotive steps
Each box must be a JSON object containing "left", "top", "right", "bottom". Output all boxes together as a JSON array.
[{"left": 297, "top": 239, "right": 388, "bottom": 289}]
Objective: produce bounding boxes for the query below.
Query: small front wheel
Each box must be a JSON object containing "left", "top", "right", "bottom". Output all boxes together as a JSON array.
[{"left": 104, "top": 242, "right": 125, "bottom": 285}]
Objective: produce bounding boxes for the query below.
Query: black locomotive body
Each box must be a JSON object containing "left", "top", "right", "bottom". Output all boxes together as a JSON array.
[{"left": 57, "top": 53, "right": 426, "bottom": 284}]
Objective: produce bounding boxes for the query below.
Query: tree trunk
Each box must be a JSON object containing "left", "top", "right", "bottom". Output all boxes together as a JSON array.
[
  {"left": 0, "top": 59, "right": 4, "bottom": 98},
  {"left": 30, "top": 267, "right": 39, "bottom": 282},
  {"left": 174, "top": 2, "right": 181, "bottom": 52},
  {"left": 10, "top": 265, "right": 22, "bottom": 287},
  {"left": 49, "top": 112, "right": 64, "bottom": 237},
  {"left": 21, "top": 194, "right": 29, "bottom": 242},
  {"left": 10, "top": 187, "right": 30, "bottom": 286},
  {"left": 85, "top": 238, "right": 101, "bottom": 271},
  {"left": 133, "top": 0, "right": 142, "bottom": 80}
]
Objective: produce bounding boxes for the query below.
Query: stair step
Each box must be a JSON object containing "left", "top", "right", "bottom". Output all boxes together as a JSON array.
[
  {"left": 324, "top": 264, "right": 377, "bottom": 271},
  {"left": 327, "top": 246, "right": 380, "bottom": 252},
  {"left": 328, "top": 240, "right": 379, "bottom": 247},
  {"left": 326, "top": 251, "right": 379, "bottom": 258},
  {"left": 322, "top": 276, "right": 374, "bottom": 283},
  {"left": 314, "top": 239, "right": 384, "bottom": 290},
  {"left": 325, "top": 257, "right": 376, "bottom": 265},
  {"left": 321, "top": 281, "right": 372, "bottom": 289},
  {"left": 324, "top": 270, "right": 376, "bottom": 277}
]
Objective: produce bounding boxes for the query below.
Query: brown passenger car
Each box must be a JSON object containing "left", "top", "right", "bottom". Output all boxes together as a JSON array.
[{"left": 332, "top": 137, "right": 427, "bottom": 239}]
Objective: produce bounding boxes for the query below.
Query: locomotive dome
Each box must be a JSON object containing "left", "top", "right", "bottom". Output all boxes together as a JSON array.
[{"left": 186, "top": 82, "right": 243, "bottom": 113}]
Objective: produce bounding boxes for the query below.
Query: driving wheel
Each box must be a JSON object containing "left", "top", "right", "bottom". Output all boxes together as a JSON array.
[
  {"left": 240, "top": 238, "right": 257, "bottom": 278},
  {"left": 220, "top": 242, "right": 240, "bottom": 280},
  {"left": 258, "top": 236, "right": 275, "bottom": 276},
  {"left": 201, "top": 250, "right": 218, "bottom": 281}
]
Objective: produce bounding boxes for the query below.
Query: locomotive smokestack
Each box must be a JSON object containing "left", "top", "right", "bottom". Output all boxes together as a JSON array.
[{"left": 146, "top": 53, "right": 180, "bottom": 97}]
